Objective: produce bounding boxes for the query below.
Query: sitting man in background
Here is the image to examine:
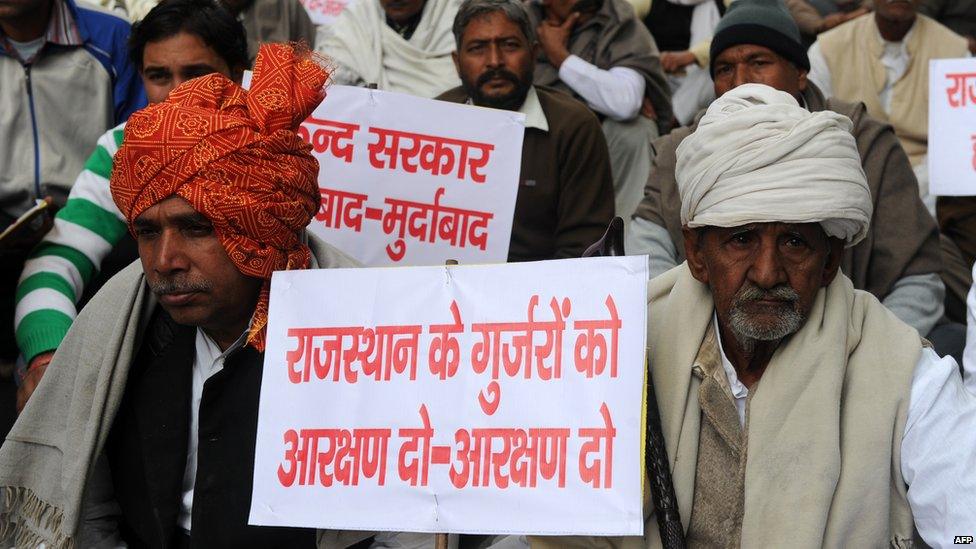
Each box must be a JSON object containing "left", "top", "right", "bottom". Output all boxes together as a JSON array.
[
  {"left": 0, "top": 43, "right": 360, "bottom": 547},
  {"left": 526, "top": 0, "right": 672, "bottom": 222},
  {"left": 533, "top": 83, "right": 976, "bottom": 549},
  {"left": 439, "top": 0, "right": 615, "bottom": 261},
  {"left": 317, "top": 0, "right": 463, "bottom": 97},
  {"left": 104, "top": 0, "right": 316, "bottom": 65},
  {"left": 14, "top": 0, "right": 250, "bottom": 411},
  {"left": 808, "top": 0, "right": 968, "bottom": 213},
  {"left": 808, "top": 0, "right": 975, "bottom": 331},
  {"left": 0, "top": 0, "right": 145, "bottom": 377},
  {"left": 627, "top": 0, "right": 958, "bottom": 359},
  {"left": 654, "top": 0, "right": 868, "bottom": 126}
]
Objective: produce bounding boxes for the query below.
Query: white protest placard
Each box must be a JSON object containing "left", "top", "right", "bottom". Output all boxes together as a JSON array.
[
  {"left": 299, "top": 0, "right": 356, "bottom": 27},
  {"left": 249, "top": 257, "right": 647, "bottom": 536},
  {"left": 300, "top": 85, "right": 524, "bottom": 266},
  {"left": 929, "top": 58, "right": 976, "bottom": 196}
]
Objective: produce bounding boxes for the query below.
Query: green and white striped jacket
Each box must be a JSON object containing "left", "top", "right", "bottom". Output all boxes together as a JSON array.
[{"left": 15, "top": 122, "right": 128, "bottom": 363}]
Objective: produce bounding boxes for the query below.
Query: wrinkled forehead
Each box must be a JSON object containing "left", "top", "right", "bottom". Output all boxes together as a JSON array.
[
  {"left": 700, "top": 221, "right": 827, "bottom": 238},
  {"left": 462, "top": 11, "right": 530, "bottom": 46}
]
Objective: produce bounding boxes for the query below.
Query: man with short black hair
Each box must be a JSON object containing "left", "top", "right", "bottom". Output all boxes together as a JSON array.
[
  {"left": 14, "top": 0, "right": 249, "bottom": 410},
  {"left": 439, "top": 0, "right": 615, "bottom": 261}
]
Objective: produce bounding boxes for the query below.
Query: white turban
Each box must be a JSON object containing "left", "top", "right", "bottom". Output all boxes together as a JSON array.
[{"left": 675, "top": 83, "right": 872, "bottom": 246}]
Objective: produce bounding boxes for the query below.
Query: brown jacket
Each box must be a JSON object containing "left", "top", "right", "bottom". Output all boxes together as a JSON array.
[
  {"left": 633, "top": 84, "right": 942, "bottom": 301},
  {"left": 437, "top": 86, "right": 615, "bottom": 262}
]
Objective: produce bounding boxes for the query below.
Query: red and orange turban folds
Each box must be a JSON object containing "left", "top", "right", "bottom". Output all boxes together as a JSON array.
[{"left": 110, "top": 43, "right": 329, "bottom": 351}]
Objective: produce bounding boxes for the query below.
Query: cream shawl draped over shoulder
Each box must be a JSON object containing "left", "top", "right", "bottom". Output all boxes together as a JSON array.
[{"left": 315, "top": 0, "right": 461, "bottom": 98}]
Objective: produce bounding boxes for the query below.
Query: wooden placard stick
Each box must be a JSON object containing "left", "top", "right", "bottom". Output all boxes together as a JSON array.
[{"left": 436, "top": 258, "right": 458, "bottom": 549}]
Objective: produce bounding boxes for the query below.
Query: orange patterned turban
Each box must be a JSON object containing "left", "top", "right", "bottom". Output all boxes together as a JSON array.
[{"left": 110, "top": 43, "right": 329, "bottom": 351}]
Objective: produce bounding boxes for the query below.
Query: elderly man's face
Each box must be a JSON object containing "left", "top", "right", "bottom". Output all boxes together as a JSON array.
[
  {"left": 380, "top": 0, "right": 424, "bottom": 23},
  {"left": 713, "top": 44, "right": 807, "bottom": 99},
  {"left": 134, "top": 197, "right": 262, "bottom": 347},
  {"left": 684, "top": 222, "right": 843, "bottom": 347},
  {"left": 453, "top": 11, "right": 535, "bottom": 111}
]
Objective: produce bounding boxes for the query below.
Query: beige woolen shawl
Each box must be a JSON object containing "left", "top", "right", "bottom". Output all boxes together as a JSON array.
[
  {"left": 0, "top": 236, "right": 361, "bottom": 548},
  {"left": 315, "top": 0, "right": 461, "bottom": 97}
]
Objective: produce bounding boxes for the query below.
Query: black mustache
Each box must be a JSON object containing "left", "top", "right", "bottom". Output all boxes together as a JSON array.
[{"left": 476, "top": 69, "right": 520, "bottom": 88}]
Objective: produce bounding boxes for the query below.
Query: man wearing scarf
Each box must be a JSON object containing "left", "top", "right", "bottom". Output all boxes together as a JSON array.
[
  {"left": 316, "top": 0, "right": 462, "bottom": 98},
  {"left": 527, "top": 0, "right": 671, "bottom": 223},
  {"left": 627, "top": 0, "right": 955, "bottom": 358},
  {"left": 0, "top": 43, "right": 359, "bottom": 547},
  {"left": 532, "top": 84, "right": 975, "bottom": 547}
]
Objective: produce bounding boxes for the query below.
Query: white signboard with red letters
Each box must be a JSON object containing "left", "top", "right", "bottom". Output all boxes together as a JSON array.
[
  {"left": 300, "top": 0, "right": 356, "bottom": 27},
  {"left": 929, "top": 58, "right": 976, "bottom": 196},
  {"left": 248, "top": 257, "right": 647, "bottom": 536},
  {"left": 300, "top": 85, "right": 524, "bottom": 266}
]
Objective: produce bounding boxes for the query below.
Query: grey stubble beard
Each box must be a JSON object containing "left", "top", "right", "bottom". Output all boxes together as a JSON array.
[{"left": 727, "top": 281, "right": 805, "bottom": 355}]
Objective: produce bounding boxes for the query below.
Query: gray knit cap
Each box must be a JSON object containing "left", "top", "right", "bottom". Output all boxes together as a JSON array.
[{"left": 709, "top": 0, "right": 810, "bottom": 75}]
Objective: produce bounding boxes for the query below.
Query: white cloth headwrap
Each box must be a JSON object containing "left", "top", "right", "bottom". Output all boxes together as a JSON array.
[{"left": 675, "top": 83, "right": 872, "bottom": 246}]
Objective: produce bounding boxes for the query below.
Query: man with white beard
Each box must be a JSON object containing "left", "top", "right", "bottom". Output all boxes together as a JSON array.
[{"left": 530, "top": 83, "right": 976, "bottom": 548}]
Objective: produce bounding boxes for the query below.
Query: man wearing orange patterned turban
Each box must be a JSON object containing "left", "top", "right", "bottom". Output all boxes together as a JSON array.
[{"left": 0, "top": 43, "right": 362, "bottom": 548}]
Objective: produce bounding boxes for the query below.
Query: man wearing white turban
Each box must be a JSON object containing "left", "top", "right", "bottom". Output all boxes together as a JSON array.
[
  {"left": 530, "top": 84, "right": 976, "bottom": 548},
  {"left": 627, "top": 0, "right": 959, "bottom": 363}
]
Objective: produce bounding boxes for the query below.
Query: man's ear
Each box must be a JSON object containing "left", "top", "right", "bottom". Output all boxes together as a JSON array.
[
  {"left": 452, "top": 50, "right": 461, "bottom": 77},
  {"left": 820, "top": 236, "right": 845, "bottom": 287},
  {"left": 797, "top": 68, "right": 808, "bottom": 92},
  {"left": 682, "top": 227, "right": 709, "bottom": 284}
]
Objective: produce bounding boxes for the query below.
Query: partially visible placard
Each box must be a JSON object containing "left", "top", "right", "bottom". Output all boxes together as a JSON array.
[
  {"left": 929, "top": 58, "right": 976, "bottom": 196},
  {"left": 300, "top": 0, "right": 356, "bottom": 27},
  {"left": 301, "top": 85, "right": 524, "bottom": 266},
  {"left": 249, "top": 256, "right": 647, "bottom": 536}
]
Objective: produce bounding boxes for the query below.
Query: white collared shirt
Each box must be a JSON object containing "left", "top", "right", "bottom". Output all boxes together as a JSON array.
[
  {"left": 557, "top": 55, "right": 646, "bottom": 121},
  {"left": 518, "top": 85, "right": 549, "bottom": 132},
  {"left": 465, "top": 85, "right": 549, "bottom": 131},
  {"left": 713, "top": 314, "right": 976, "bottom": 545},
  {"left": 176, "top": 328, "right": 247, "bottom": 531}
]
